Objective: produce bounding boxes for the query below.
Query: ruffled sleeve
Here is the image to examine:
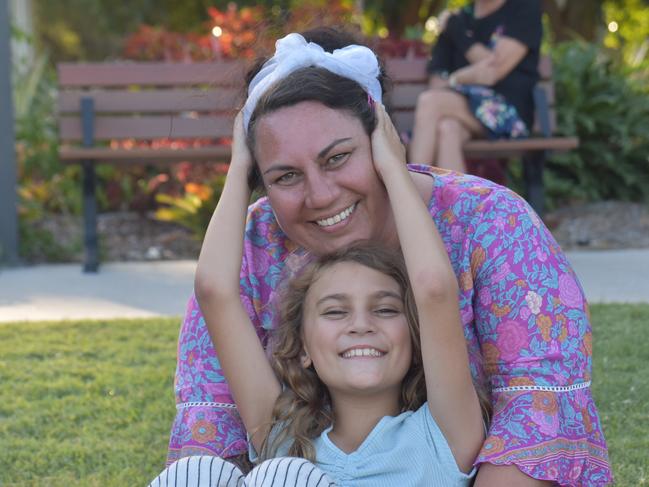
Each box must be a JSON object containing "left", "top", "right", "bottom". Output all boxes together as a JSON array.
[
  {"left": 464, "top": 187, "right": 612, "bottom": 485},
  {"left": 167, "top": 197, "right": 286, "bottom": 465}
]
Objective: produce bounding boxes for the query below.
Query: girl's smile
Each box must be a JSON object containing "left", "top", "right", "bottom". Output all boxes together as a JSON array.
[{"left": 339, "top": 346, "right": 386, "bottom": 358}]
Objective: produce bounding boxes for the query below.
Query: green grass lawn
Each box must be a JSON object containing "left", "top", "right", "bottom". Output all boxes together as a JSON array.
[{"left": 0, "top": 305, "right": 647, "bottom": 486}]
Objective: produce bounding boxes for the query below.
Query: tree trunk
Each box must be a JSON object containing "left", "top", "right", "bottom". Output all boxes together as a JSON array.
[
  {"left": 384, "top": 0, "right": 425, "bottom": 38},
  {"left": 543, "top": 0, "right": 604, "bottom": 43},
  {"left": 377, "top": 0, "right": 483, "bottom": 39}
]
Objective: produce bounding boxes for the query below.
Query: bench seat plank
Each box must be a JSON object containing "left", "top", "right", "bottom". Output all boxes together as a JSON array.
[{"left": 464, "top": 137, "right": 578, "bottom": 158}]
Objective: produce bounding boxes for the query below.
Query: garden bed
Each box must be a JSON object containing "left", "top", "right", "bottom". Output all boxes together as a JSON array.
[
  {"left": 23, "top": 200, "right": 649, "bottom": 265},
  {"left": 25, "top": 212, "right": 201, "bottom": 263},
  {"left": 546, "top": 201, "right": 649, "bottom": 250}
]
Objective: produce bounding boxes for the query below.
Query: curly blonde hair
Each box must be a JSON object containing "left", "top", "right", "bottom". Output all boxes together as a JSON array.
[{"left": 257, "top": 242, "right": 427, "bottom": 462}]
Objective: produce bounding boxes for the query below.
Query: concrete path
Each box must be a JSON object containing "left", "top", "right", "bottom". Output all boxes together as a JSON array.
[
  {"left": 0, "top": 250, "right": 647, "bottom": 323},
  {"left": 0, "top": 260, "right": 195, "bottom": 323},
  {"left": 564, "top": 249, "right": 649, "bottom": 304}
]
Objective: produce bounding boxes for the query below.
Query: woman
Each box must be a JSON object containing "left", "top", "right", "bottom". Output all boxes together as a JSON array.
[
  {"left": 167, "top": 27, "right": 612, "bottom": 486},
  {"left": 409, "top": 0, "right": 541, "bottom": 172}
]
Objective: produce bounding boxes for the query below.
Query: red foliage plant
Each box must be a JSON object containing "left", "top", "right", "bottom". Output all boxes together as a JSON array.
[
  {"left": 123, "top": 25, "right": 216, "bottom": 62},
  {"left": 206, "top": 3, "right": 266, "bottom": 59},
  {"left": 123, "top": 3, "right": 265, "bottom": 61}
]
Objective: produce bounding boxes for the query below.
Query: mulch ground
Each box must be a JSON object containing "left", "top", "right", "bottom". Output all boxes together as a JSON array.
[
  {"left": 545, "top": 201, "right": 649, "bottom": 250},
  {"left": 28, "top": 201, "right": 649, "bottom": 264}
]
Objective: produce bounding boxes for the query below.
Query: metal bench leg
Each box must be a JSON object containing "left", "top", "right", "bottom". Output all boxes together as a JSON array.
[
  {"left": 82, "top": 160, "right": 99, "bottom": 273},
  {"left": 523, "top": 151, "right": 545, "bottom": 216}
]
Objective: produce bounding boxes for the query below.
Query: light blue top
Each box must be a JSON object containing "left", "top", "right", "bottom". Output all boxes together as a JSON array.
[{"left": 250, "top": 402, "right": 476, "bottom": 486}]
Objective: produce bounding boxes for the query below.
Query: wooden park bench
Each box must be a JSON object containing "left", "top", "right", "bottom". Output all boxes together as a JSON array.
[
  {"left": 57, "top": 61, "right": 246, "bottom": 272},
  {"left": 58, "top": 55, "right": 576, "bottom": 272}
]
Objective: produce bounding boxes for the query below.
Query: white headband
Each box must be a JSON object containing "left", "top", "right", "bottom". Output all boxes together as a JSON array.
[{"left": 242, "top": 33, "right": 383, "bottom": 131}]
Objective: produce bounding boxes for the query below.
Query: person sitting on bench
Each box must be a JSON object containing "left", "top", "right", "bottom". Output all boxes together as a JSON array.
[{"left": 409, "top": 0, "right": 542, "bottom": 172}]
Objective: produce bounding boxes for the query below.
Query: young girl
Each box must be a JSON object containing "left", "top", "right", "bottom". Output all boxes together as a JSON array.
[{"left": 149, "top": 94, "right": 485, "bottom": 486}]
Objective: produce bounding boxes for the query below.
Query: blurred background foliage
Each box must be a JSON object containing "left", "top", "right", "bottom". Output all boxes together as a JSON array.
[
  {"left": 28, "top": 0, "right": 649, "bottom": 67},
  {"left": 9, "top": 0, "right": 649, "bottom": 254},
  {"left": 31, "top": 0, "right": 356, "bottom": 61},
  {"left": 546, "top": 41, "right": 649, "bottom": 205}
]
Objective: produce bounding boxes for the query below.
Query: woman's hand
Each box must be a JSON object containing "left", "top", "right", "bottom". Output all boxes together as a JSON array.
[
  {"left": 230, "top": 111, "right": 254, "bottom": 172},
  {"left": 437, "top": 9, "right": 453, "bottom": 32},
  {"left": 370, "top": 102, "right": 407, "bottom": 180}
]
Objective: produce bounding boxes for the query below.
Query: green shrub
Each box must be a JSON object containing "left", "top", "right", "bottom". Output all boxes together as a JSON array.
[
  {"left": 546, "top": 42, "right": 649, "bottom": 206},
  {"left": 155, "top": 176, "right": 226, "bottom": 240},
  {"left": 13, "top": 36, "right": 84, "bottom": 261}
]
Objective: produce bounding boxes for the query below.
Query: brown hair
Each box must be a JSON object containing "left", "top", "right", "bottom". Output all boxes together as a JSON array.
[
  {"left": 258, "top": 241, "right": 426, "bottom": 461},
  {"left": 244, "top": 27, "right": 390, "bottom": 192}
]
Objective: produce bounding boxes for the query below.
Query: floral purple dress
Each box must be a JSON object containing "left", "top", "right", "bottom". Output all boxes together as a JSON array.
[{"left": 168, "top": 165, "right": 612, "bottom": 486}]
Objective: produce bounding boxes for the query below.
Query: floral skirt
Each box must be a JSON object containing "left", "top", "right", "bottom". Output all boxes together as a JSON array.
[{"left": 453, "top": 84, "right": 529, "bottom": 139}]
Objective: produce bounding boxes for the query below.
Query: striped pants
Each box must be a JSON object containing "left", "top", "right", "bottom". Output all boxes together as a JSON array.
[{"left": 148, "top": 455, "right": 337, "bottom": 487}]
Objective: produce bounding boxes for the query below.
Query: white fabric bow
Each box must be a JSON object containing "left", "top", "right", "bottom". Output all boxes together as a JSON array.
[{"left": 242, "top": 33, "right": 382, "bottom": 131}]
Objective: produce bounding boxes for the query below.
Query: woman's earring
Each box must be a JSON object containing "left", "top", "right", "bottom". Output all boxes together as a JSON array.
[{"left": 301, "top": 353, "right": 312, "bottom": 369}]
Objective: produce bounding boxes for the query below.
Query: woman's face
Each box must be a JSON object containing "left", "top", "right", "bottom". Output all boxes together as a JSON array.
[{"left": 253, "top": 101, "right": 395, "bottom": 256}]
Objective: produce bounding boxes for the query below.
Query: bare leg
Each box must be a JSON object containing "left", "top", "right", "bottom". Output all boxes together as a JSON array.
[
  {"left": 409, "top": 88, "right": 484, "bottom": 166},
  {"left": 436, "top": 117, "right": 472, "bottom": 172},
  {"left": 474, "top": 463, "right": 553, "bottom": 486}
]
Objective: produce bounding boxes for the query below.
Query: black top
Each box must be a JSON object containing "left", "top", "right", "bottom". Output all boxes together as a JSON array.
[{"left": 427, "top": 0, "right": 542, "bottom": 129}]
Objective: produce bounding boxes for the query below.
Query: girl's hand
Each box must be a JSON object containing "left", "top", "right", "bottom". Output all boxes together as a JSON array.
[
  {"left": 370, "top": 102, "right": 407, "bottom": 180},
  {"left": 231, "top": 111, "right": 254, "bottom": 172}
]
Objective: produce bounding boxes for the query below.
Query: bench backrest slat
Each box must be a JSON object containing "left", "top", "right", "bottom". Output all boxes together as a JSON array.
[
  {"left": 59, "top": 89, "right": 242, "bottom": 113},
  {"left": 59, "top": 115, "right": 233, "bottom": 141},
  {"left": 389, "top": 80, "right": 554, "bottom": 109},
  {"left": 57, "top": 61, "right": 247, "bottom": 87},
  {"left": 384, "top": 55, "right": 553, "bottom": 83}
]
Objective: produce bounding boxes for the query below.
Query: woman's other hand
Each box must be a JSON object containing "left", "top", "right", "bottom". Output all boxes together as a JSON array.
[
  {"left": 437, "top": 9, "right": 453, "bottom": 32},
  {"left": 370, "top": 102, "right": 407, "bottom": 180},
  {"left": 231, "top": 111, "right": 254, "bottom": 172}
]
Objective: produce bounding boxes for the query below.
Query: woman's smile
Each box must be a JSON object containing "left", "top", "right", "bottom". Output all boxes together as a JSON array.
[{"left": 315, "top": 202, "right": 357, "bottom": 228}]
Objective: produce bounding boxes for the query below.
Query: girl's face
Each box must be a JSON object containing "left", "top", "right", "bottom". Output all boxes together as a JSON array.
[
  {"left": 254, "top": 101, "right": 396, "bottom": 256},
  {"left": 301, "top": 261, "right": 412, "bottom": 404}
]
